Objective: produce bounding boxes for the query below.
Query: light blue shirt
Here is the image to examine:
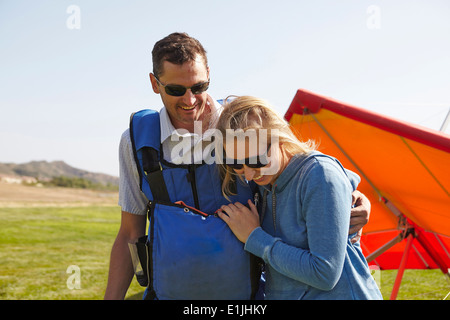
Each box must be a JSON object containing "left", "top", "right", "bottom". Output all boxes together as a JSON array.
[{"left": 245, "top": 152, "right": 383, "bottom": 300}]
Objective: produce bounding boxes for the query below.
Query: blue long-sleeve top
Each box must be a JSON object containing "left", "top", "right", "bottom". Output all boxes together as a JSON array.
[{"left": 245, "top": 152, "right": 383, "bottom": 300}]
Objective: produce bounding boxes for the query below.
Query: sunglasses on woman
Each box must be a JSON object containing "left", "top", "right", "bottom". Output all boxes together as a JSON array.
[
  {"left": 223, "top": 144, "right": 272, "bottom": 170},
  {"left": 154, "top": 75, "right": 210, "bottom": 97}
]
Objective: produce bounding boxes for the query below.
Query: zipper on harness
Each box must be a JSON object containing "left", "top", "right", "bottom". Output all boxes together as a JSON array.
[
  {"left": 149, "top": 199, "right": 211, "bottom": 218},
  {"left": 174, "top": 201, "right": 209, "bottom": 217}
]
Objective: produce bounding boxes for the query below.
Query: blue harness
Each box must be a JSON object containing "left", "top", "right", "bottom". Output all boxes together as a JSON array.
[{"left": 129, "top": 109, "right": 261, "bottom": 300}]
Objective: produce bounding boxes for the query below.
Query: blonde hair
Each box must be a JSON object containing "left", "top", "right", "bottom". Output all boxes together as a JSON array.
[{"left": 216, "top": 96, "right": 316, "bottom": 199}]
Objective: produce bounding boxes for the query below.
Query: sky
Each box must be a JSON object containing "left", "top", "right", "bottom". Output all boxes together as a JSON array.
[{"left": 1, "top": 0, "right": 449, "bottom": 177}]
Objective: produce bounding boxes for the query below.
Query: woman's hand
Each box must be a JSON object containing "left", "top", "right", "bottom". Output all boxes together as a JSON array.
[{"left": 217, "top": 199, "right": 260, "bottom": 243}]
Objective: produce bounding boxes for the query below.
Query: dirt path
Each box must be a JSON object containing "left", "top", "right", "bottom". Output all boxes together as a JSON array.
[{"left": 0, "top": 182, "right": 118, "bottom": 207}]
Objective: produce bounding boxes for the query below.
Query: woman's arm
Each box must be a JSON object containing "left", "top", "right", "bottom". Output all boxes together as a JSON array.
[{"left": 240, "top": 160, "right": 352, "bottom": 290}]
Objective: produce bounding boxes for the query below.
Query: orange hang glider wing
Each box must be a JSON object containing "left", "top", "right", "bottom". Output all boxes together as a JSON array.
[{"left": 285, "top": 89, "right": 450, "bottom": 273}]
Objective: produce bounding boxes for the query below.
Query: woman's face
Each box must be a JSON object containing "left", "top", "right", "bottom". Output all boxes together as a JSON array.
[{"left": 224, "top": 138, "right": 284, "bottom": 186}]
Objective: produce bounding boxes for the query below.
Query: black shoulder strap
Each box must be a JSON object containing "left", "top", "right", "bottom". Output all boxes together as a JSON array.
[
  {"left": 129, "top": 112, "right": 171, "bottom": 203},
  {"left": 141, "top": 148, "right": 171, "bottom": 203}
]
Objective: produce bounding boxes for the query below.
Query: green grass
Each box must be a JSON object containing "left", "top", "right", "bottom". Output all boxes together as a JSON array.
[
  {"left": 0, "top": 206, "right": 143, "bottom": 300},
  {"left": 376, "top": 269, "right": 449, "bottom": 300},
  {"left": 0, "top": 206, "right": 448, "bottom": 300}
]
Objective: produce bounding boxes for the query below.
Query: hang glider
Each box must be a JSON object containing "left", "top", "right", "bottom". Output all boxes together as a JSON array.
[{"left": 285, "top": 89, "right": 450, "bottom": 299}]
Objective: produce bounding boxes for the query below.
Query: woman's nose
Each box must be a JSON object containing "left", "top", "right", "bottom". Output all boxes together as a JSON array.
[{"left": 243, "top": 166, "right": 256, "bottom": 181}]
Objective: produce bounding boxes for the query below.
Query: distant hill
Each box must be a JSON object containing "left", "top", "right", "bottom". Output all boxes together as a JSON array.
[{"left": 0, "top": 160, "right": 119, "bottom": 186}]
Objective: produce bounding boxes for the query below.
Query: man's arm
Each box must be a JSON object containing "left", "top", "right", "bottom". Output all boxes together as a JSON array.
[
  {"left": 104, "top": 211, "right": 146, "bottom": 300},
  {"left": 344, "top": 168, "right": 370, "bottom": 237},
  {"left": 105, "top": 129, "right": 149, "bottom": 299}
]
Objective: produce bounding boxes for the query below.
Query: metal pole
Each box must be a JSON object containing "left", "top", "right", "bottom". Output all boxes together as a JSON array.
[
  {"left": 390, "top": 233, "right": 414, "bottom": 300},
  {"left": 366, "top": 233, "right": 403, "bottom": 263},
  {"left": 440, "top": 108, "right": 450, "bottom": 132}
]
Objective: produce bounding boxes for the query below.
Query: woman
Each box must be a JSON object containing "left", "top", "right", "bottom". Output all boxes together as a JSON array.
[{"left": 215, "top": 96, "right": 382, "bottom": 300}]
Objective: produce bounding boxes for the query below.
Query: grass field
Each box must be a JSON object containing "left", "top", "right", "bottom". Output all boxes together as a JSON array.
[
  {"left": 0, "top": 205, "right": 143, "bottom": 299},
  {"left": 0, "top": 184, "right": 449, "bottom": 300}
]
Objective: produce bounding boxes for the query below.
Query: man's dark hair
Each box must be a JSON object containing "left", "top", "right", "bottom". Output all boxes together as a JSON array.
[{"left": 152, "top": 32, "right": 208, "bottom": 78}]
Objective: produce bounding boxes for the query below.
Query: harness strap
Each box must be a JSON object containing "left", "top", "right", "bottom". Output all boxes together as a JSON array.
[
  {"left": 129, "top": 111, "right": 171, "bottom": 203},
  {"left": 142, "top": 147, "right": 171, "bottom": 202}
]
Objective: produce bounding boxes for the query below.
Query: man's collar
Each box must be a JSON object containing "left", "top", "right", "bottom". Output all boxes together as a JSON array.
[{"left": 159, "top": 107, "right": 177, "bottom": 143}]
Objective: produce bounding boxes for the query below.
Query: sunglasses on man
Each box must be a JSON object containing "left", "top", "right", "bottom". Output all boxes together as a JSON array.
[
  {"left": 154, "top": 75, "right": 210, "bottom": 97},
  {"left": 223, "top": 144, "right": 272, "bottom": 170}
]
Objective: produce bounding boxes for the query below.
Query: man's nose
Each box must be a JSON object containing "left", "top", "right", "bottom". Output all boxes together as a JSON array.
[{"left": 181, "top": 89, "right": 197, "bottom": 106}]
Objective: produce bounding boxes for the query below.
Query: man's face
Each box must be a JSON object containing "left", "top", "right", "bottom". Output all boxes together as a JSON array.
[{"left": 150, "top": 55, "right": 210, "bottom": 132}]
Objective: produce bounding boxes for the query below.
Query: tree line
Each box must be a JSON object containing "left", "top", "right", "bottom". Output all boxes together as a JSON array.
[{"left": 43, "top": 176, "right": 118, "bottom": 191}]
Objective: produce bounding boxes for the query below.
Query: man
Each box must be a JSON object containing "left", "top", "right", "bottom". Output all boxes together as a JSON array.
[{"left": 104, "top": 32, "right": 370, "bottom": 300}]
